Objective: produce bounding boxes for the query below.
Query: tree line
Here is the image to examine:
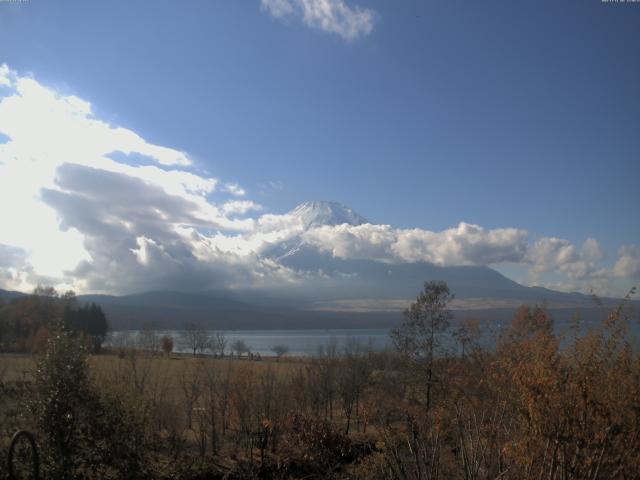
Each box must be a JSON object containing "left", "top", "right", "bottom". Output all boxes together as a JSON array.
[
  {"left": 0, "top": 286, "right": 108, "bottom": 353},
  {"left": 110, "top": 322, "right": 285, "bottom": 360}
]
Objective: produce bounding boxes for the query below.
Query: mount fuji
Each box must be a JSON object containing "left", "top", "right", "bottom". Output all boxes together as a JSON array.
[
  {"left": 288, "top": 201, "right": 369, "bottom": 229},
  {"left": 1, "top": 201, "right": 627, "bottom": 330},
  {"left": 259, "top": 201, "right": 589, "bottom": 307}
]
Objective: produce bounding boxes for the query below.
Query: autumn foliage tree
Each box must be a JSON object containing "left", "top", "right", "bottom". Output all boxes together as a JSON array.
[{"left": 495, "top": 291, "right": 640, "bottom": 479}]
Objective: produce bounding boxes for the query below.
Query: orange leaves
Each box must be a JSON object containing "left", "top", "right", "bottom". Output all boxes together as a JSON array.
[{"left": 493, "top": 302, "right": 640, "bottom": 478}]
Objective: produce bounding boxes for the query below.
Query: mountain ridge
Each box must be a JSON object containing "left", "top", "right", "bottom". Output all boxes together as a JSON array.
[
  {"left": 288, "top": 200, "right": 369, "bottom": 228},
  {"left": 1, "top": 201, "right": 634, "bottom": 330}
]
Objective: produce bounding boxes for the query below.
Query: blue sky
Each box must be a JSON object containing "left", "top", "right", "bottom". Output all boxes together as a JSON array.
[{"left": 0, "top": 0, "right": 638, "bottom": 296}]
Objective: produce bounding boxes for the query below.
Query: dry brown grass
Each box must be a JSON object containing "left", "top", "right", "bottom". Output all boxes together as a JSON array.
[
  {"left": 0, "top": 353, "right": 37, "bottom": 382},
  {"left": 0, "top": 352, "right": 306, "bottom": 377}
]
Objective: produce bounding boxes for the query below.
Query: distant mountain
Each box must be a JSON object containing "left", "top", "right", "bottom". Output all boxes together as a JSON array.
[
  {"left": 261, "top": 201, "right": 597, "bottom": 307},
  {"left": 76, "top": 290, "right": 299, "bottom": 330},
  {"left": 0, "top": 288, "right": 27, "bottom": 301},
  {"left": 1, "top": 201, "right": 633, "bottom": 330},
  {"left": 74, "top": 290, "right": 627, "bottom": 331},
  {"left": 86, "top": 201, "right": 632, "bottom": 329},
  {"left": 0, "top": 286, "right": 632, "bottom": 332},
  {"left": 289, "top": 200, "right": 369, "bottom": 229},
  {"left": 286, "top": 254, "right": 593, "bottom": 304},
  {"left": 79, "top": 290, "right": 256, "bottom": 312}
]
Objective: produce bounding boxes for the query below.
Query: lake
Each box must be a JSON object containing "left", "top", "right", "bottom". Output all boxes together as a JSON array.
[
  {"left": 110, "top": 318, "right": 640, "bottom": 357},
  {"left": 110, "top": 328, "right": 394, "bottom": 356}
]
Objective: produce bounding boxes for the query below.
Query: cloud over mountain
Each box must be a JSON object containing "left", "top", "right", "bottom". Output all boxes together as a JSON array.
[
  {"left": 0, "top": 65, "right": 636, "bottom": 297},
  {"left": 300, "top": 222, "right": 528, "bottom": 266}
]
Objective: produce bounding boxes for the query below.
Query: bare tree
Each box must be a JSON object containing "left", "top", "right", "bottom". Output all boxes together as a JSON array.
[
  {"left": 231, "top": 367, "right": 258, "bottom": 455},
  {"left": 208, "top": 331, "right": 227, "bottom": 357},
  {"left": 108, "top": 330, "right": 136, "bottom": 357},
  {"left": 271, "top": 344, "right": 289, "bottom": 360},
  {"left": 453, "top": 318, "right": 482, "bottom": 359},
  {"left": 138, "top": 324, "right": 160, "bottom": 354},
  {"left": 178, "top": 360, "right": 203, "bottom": 430},
  {"left": 307, "top": 339, "right": 339, "bottom": 420},
  {"left": 180, "top": 322, "right": 210, "bottom": 357},
  {"left": 338, "top": 338, "right": 371, "bottom": 434},
  {"left": 201, "top": 359, "right": 220, "bottom": 455},
  {"left": 231, "top": 339, "right": 250, "bottom": 358},
  {"left": 218, "top": 361, "right": 235, "bottom": 437},
  {"left": 256, "top": 367, "right": 290, "bottom": 460},
  {"left": 390, "top": 280, "right": 453, "bottom": 411}
]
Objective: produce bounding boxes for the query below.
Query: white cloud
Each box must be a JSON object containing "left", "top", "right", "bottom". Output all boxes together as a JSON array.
[
  {"left": 393, "top": 223, "right": 529, "bottom": 266},
  {"left": 304, "top": 223, "right": 397, "bottom": 262},
  {"left": 130, "top": 236, "right": 163, "bottom": 266},
  {"left": 222, "top": 200, "right": 262, "bottom": 216},
  {"left": 257, "top": 180, "right": 285, "bottom": 196},
  {"left": 526, "top": 237, "right": 605, "bottom": 281},
  {"left": 613, "top": 245, "right": 640, "bottom": 279},
  {"left": 0, "top": 65, "right": 259, "bottom": 293},
  {"left": 268, "top": 180, "right": 284, "bottom": 190},
  {"left": 301, "top": 222, "right": 529, "bottom": 266},
  {"left": 222, "top": 182, "right": 246, "bottom": 197},
  {"left": 0, "top": 75, "right": 190, "bottom": 167},
  {"left": 261, "top": 0, "right": 376, "bottom": 40},
  {"left": 262, "top": 0, "right": 294, "bottom": 17},
  {"left": 0, "top": 64, "right": 12, "bottom": 87},
  {"left": 582, "top": 238, "right": 604, "bottom": 261}
]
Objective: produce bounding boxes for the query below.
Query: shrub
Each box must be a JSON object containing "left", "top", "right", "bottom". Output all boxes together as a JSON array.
[
  {"left": 31, "top": 326, "right": 152, "bottom": 479},
  {"left": 161, "top": 335, "right": 174, "bottom": 357}
]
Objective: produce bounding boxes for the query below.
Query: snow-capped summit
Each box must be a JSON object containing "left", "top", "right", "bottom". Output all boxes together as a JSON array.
[{"left": 289, "top": 201, "right": 369, "bottom": 229}]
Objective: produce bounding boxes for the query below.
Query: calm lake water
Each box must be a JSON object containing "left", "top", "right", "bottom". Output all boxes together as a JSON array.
[
  {"left": 110, "top": 319, "right": 640, "bottom": 357},
  {"left": 215, "top": 329, "right": 394, "bottom": 356}
]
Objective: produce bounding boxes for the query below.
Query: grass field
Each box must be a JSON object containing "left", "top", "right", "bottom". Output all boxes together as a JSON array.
[{"left": 0, "top": 351, "right": 309, "bottom": 401}]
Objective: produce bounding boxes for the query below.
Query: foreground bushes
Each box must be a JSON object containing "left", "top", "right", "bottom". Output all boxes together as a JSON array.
[
  {"left": 1, "top": 288, "right": 639, "bottom": 479},
  {"left": 30, "top": 327, "right": 152, "bottom": 479}
]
